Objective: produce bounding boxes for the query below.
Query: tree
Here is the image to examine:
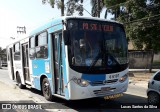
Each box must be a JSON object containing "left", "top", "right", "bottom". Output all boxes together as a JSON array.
[
  {"left": 104, "top": 0, "right": 126, "bottom": 19},
  {"left": 42, "top": 0, "right": 84, "bottom": 16},
  {"left": 42, "top": 0, "right": 65, "bottom": 16},
  {"left": 103, "top": 0, "right": 160, "bottom": 72},
  {"left": 66, "top": 0, "right": 84, "bottom": 16},
  {"left": 90, "top": 0, "right": 104, "bottom": 17}
]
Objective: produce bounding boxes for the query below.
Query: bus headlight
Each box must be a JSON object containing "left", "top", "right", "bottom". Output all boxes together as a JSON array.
[
  {"left": 119, "top": 74, "right": 128, "bottom": 83},
  {"left": 73, "top": 77, "right": 89, "bottom": 87}
]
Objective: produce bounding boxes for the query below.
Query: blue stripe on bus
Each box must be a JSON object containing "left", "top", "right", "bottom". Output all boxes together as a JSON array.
[{"left": 81, "top": 74, "right": 106, "bottom": 81}]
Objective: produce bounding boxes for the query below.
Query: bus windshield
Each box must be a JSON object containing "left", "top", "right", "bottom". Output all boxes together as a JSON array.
[{"left": 67, "top": 19, "right": 128, "bottom": 74}]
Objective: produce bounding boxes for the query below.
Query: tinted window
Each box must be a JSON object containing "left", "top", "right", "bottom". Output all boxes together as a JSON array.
[
  {"left": 36, "top": 46, "right": 48, "bottom": 58},
  {"left": 30, "top": 37, "right": 35, "bottom": 48},
  {"left": 154, "top": 72, "right": 160, "bottom": 81},
  {"left": 38, "top": 32, "right": 47, "bottom": 46},
  {"left": 29, "top": 37, "right": 36, "bottom": 59},
  {"left": 67, "top": 19, "right": 128, "bottom": 74},
  {"left": 14, "top": 43, "right": 20, "bottom": 60},
  {"left": 29, "top": 48, "right": 35, "bottom": 59},
  {"left": 35, "top": 32, "right": 48, "bottom": 59},
  {"left": 15, "top": 43, "right": 20, "bottom": 52}
]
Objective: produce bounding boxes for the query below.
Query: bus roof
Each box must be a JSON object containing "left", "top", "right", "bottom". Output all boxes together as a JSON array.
[
  {"left": 63, "top": 16, "right": 122, "bottom": 24},
  {"left": 30, "top": 16, "right": 122, "bottom": 36}
]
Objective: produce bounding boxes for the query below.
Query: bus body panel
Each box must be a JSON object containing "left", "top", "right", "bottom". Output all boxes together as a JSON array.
[
  {"left": 14, "top": 61, "right": 24, "bottom": 84},
  {"left": 68, "top": 68, "right": 128, "bottom": 100},
  {"left": 31, "top": 59, "right": 51, "bottom": 90}
]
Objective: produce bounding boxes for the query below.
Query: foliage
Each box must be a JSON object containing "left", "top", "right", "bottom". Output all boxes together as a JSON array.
[
  {"left": 104, "top": 0, "right": 160, "bottom": 52},
  {"left": 90, "top": 0, "right": 104, "bottom": 17},
  {"left": 66, "top": 0, "right": 84, "bottom": 16},
  {"left": 42, "top": 0, "right": 64, "bottom": 16},
  {"left": 42, "top": 0, "right": 84, "bottom": 16},
  {"left": 42, "top": 0, "right": 55, "bottom": 8},
  {"left": 104, "top": 0, "right": 126, "bottom": 18}
]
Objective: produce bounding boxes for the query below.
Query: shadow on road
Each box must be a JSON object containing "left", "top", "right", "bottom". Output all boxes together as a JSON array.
[{"left": 22, "top": 88, "right": 160, "bottom": 112}]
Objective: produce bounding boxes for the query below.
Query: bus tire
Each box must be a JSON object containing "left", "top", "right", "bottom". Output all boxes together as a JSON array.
[
  {"left": 16, "top": 73, "right": 26, "bottom": 89},
  {"left": 42, "top": 78, "right": 53, "bottom": 101}
]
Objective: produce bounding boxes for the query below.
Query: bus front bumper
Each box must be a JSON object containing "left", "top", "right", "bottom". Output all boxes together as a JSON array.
[{"left": 69, "top": 79, "right": 128, "bottom": 100}]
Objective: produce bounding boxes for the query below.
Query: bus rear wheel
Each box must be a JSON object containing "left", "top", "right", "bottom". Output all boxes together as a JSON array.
[
  {"left": 42, "top": 78, "right": 53, "bottom": 101},
  {"left": 16, "top": 73, "right": 26, "bottom": 89}
]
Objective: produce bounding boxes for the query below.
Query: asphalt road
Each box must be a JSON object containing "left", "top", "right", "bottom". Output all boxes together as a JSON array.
[{"left": 0, "top": 68, "right": 160, "bottom": 112}]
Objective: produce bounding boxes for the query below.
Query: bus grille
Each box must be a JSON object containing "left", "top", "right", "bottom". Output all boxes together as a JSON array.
[
  {"left": 90, "top": 79, "right": 118, "bottom": 86},
  {"left": 93, "top": 88, "right": 116, "bottom": 95}
]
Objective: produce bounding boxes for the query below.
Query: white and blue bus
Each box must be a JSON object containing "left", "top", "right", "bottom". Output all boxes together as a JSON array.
[{"left": 7, "top": 16, "right": 128, "bottom": 101}]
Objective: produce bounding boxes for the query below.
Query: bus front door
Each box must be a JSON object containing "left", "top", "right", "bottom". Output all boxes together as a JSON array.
[
  {"left": 9, "top": 48, "right": 14, "bottom": 80},
  {"left": 53, "top": 33, "right": 64, "bottom": 95},
  {"left": 22, "top": 43, "right": 30, "bottom": 82}
]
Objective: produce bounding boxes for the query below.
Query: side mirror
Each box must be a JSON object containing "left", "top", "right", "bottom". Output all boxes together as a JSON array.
[{"left": 63, "top": 30, "right": 70, "bottom": 45}]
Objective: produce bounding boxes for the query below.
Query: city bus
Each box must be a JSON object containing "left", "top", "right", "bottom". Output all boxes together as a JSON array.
[{"left": 7, "top": 16, "right": 128, "bottom": 101}]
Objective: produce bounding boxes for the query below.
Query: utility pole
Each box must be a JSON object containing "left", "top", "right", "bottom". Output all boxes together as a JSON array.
[
  {"left": 17, "top": 26, "right": 26, "bottom": 34},
  {"left": 97, "top": 0, "right": 100, "bottom": 18},
  {"left": 61, "top": 0, "right": 64, "bottom": 16}
]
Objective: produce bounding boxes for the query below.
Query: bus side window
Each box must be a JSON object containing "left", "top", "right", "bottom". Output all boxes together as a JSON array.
[
  {"left": 35, "top": 32, "right": 48, "bottom": 59},
  {"left": 14, "top": 43, "right": 20, "bottom": 60},
  {"left": 29, "top": 37, "right": 36, "bottom": 59}
]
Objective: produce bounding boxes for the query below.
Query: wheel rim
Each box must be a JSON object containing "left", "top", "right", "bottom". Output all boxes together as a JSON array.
[{"left": 43, "top": 82, "right": 49, "bottom": 96}]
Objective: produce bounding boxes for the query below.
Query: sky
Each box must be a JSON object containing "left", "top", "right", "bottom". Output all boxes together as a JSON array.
[{"left": 0, "top": 0, "right": 111, "bottom": 48}]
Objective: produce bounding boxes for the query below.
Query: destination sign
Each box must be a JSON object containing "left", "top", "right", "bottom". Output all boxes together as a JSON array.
[
  {"left": 81, "top": 22, "right": 113, "bottom": 32},
  {"left": 67, "top": 20, "right": 115, "bottom": 32}
]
